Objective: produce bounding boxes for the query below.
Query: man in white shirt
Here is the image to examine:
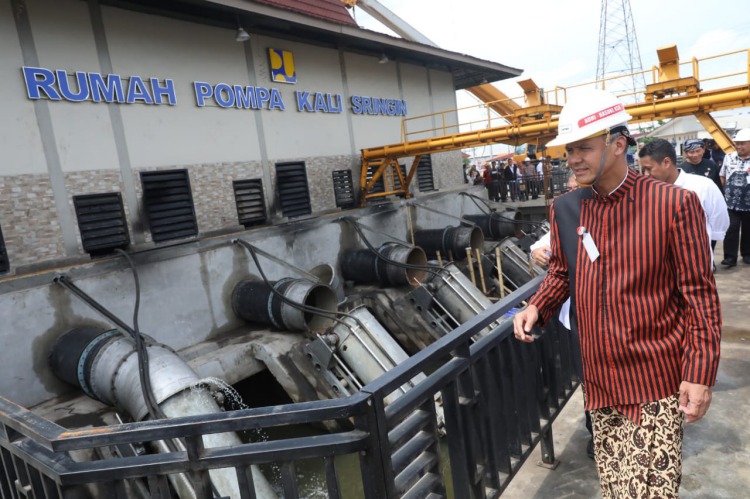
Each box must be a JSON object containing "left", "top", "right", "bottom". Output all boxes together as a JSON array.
[{"left": 638, "top": 138, "right": 729, "bottom": 265}]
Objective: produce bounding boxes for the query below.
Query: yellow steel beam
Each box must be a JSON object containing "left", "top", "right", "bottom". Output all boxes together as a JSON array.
[
  {"left": 362, "top": 85, "right": 750, "bottom": 162},
  {"left": 359, "top": 46, "right": 750, "bottom": 202},
  {"left": 465, "top": 83, "right": 520, "bottom": 118},
  {"left": 695, "top": 112, "right": 735, "bottom": 153}
]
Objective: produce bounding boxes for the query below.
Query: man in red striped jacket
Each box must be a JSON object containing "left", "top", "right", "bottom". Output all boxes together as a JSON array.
[{"left": 513, "top": 89, "right": 721, "bottom": 498}]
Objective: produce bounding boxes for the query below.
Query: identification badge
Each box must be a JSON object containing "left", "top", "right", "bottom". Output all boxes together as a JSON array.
[{"left": 578, "top": 226, "right": 600, "bottom": 263}]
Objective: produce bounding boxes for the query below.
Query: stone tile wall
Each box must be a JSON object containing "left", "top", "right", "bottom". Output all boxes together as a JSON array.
[
  {"left": 0, "top": 150, "right": 463, "bottom": 274},
  {"left": 0, "top": 174, "right": 65, "bottom": 269}
]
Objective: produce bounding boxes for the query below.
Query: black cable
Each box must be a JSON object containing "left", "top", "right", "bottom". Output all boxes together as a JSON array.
[
  {"left": 114, "top": 250, "right": 221, "bottom": 498},
  {"left": 114, "top": 249, "right": 168, "bottom": 422}
]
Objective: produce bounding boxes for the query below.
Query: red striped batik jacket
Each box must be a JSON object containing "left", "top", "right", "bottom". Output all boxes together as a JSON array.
[{"left": 529, "top": 168, "right": 721, "bottom": 421}]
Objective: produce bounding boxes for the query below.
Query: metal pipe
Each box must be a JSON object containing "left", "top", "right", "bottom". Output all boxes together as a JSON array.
[
  {"left": 331, "top": 306, "right": 425, "bottom": 405},
  {"left": 341, "top": 242, "right": 427, "bottom": 286},
  {"left": 414, "top": 226, "right": 484, "bottom": 260},
  {"left": 49, "top": 327, "right": 277, "bottom": 499},
  {"left": 425, "top": 263, "right": 500, "bottom": 338},
  {"left": 232, "top": 278, "right": 337, "bottom": 332}
]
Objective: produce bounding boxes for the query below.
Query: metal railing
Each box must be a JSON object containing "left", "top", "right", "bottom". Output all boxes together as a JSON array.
[
  {"left": 0, "top": 275, "right": 579, "bottom": 498},
  {"left": 402, "top": 48, "right": 750, "bottom": 141},
  {"left": 477, "top": 171, "right": 572, "bottom": 202}
]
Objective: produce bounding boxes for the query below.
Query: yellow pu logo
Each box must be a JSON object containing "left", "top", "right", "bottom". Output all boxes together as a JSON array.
[{"left": 269, "top": 48, "right": 296, "bottom": 84}]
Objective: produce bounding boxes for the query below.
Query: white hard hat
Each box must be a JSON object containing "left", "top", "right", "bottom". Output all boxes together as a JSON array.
[
  {"left": 547, "top": 89, "right": 632, "bottom": 147},
  {"left": 733, "top": 128, "right": 750, "bottom": 142},
  {"left": 523, "top": 156, "right": 531, "bottom": 162}
]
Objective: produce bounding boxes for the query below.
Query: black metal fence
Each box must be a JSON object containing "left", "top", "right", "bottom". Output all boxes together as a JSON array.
[
  {"left": 0, "top": 275, "right": 579, "bottom": 498},
  {"left": 484, "top": 169, "right": 572, "bottom": 202}
]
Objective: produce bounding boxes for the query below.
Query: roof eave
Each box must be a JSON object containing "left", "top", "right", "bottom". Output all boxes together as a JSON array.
[{"left": 205, "top": 0, "right": 522, "bottom": 88}]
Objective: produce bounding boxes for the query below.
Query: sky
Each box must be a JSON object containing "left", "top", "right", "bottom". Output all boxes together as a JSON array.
[{"left": 352, "top": 0, "right": 750, "bottom": 157}]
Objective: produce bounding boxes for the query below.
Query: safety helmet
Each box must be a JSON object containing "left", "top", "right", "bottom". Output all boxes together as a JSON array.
[
  {"left": 546, "top": 89, "right": 632, "bottom": 147},
  {"left": 733, "top": 128, "right": 750, "bottom": 142}
]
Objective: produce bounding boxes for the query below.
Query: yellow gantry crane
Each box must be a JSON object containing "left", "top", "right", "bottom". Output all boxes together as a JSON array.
[{"left": 359, "top": 45, "right": 750, "bottom": 205}]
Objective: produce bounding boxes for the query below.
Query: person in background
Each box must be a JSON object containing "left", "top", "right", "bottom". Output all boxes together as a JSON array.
[
  {"left": 513, "top": 89, "right": 720, "bottom": 498},
  {"left": 679, "top": 138, "right": 722, "bottom": 193},
  {"left": 467, "top": 165, "right": 479, "bottom": 184},
  {"left": 510, "top": 160, "right": 522, "bottom": 200},
  {"left": 522, "top": 157, "right": 538, "bottom": 199},
  {"left": 639, "top": 139, "right": 729, "bottom": 266},
  {"left": 529, "top": 170, "right": 594, "bottom": 459},
  {"left": 719, "top": 128, "right": 750, "bottom": 267},
  {"left": 706, "top": 139, "right": 726, "bottom": 166}
]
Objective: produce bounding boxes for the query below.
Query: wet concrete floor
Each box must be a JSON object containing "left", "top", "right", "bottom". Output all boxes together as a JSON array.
[{"left": 502, "top": 240, "right": 750, "bottom": 498}]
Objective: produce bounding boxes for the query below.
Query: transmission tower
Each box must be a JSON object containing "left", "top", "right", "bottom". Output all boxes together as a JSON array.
[{"left": 596, "top": 0, "right": 646, "bottom": 102}]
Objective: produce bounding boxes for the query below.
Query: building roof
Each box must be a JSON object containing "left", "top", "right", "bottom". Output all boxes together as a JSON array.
[
  {"left": 99, "top": 0, "right": 522, "bottom": 89},
  {"left": 251, "top": 0, "right": 357, "bottom": 26},
  {"left": 646, "top": 114, "right": 750, "bottom": 139}
]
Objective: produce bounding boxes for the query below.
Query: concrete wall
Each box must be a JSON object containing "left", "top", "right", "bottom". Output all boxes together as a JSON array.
[
  {"left": 0, "top": 0, "right": 464, "bottom": 275},
  {"left": 0, "top": 188, "right": 487, "bottom": 409}
]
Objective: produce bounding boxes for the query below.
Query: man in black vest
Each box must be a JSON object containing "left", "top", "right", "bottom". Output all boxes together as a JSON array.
[{"left": 513, "top": 89, "right": 721, "bottom": 499}]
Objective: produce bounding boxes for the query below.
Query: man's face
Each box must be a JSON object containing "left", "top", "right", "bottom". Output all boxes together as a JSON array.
[
  {"left": 684, "top": 146, "right": 705, "bottom": 165},
  {"left": 640, "top": 155, "right": 671, "bottom": 182},
  {"left": 735, "top": 140, "right": 750, "bottom": 159},
  {"left": 565, "top": 135, "right": 616, "bottom": 186}
]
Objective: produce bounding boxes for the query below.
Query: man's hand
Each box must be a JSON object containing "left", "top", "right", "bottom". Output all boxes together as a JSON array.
[
  {"left": 531, "top": 246, "right": 551, "bottom": 267},
  {"left": 512, "top": 305, "right": 539, "bottom": 343},
  {"left": 679, "top": 381, "right": 712, "bottom": 423}
]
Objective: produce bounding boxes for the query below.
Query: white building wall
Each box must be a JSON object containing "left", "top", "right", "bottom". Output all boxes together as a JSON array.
[
  {"left": 254, "top": 36, "right": 352, "bottom": 160},
  {"left": 0, "top": 1, "right": 464, "bottom": 273},
  {"left": 345, "top": 52, "right": 406, "bottom": 151},
  {"left": 29, "top": 0, "right": 119, "bottom": 173},
  {"left": 0, "top": 1, "right": 47, "bottom": 175},
  {"left": 102, "top": 7, "right": 263, "bottom": 166}
]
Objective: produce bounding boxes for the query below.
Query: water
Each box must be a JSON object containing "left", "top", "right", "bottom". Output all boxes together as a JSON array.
[{"left": 202, "top": 375, "right": 364, "bottom": 498}]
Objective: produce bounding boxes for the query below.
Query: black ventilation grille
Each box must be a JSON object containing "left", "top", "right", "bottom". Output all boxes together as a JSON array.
[
  {"left": 233, "top": 179, "right": 267, "bottom": 227},
  {"left": 417, "top": 155, "right": 435, "bottom": 192},
  {"left": 365, "top": 164, "right": 385, "bottom": 194},
  {"left": 73, "top": 192, "right": 130, "bottom": 256},
  {"left": 0, "top": 224, "right": 8, "bottom": 273},
  {"left": 392, "top": 163, "right": 407, "bottom": 193},
  {"left": 276, "top": 162, "right": 312, "bottom": 218},
  {"left": 140, "top": 169, "right": 198, "bottom": 243},
  {"left": 332, "top": 170, "right": 355, "bottom": 208}
]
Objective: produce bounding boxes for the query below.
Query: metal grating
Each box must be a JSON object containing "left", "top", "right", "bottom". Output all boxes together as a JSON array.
[
  {"left": 417, "top": 155, "right": 435, "bottom": 192},
  {"left": 276, "top": 162, "right": 312, "bottom": 218},
  {"left": 332, "top": 170, "right": 355, "bottom": 208},
  {"left": 73, "top": 192, "right": 130, "bottom": 256},
  {"left": 233, "top": 179, "right": 267, "bottom": 227},
  {"left": 140, "top": 169, "right": 198, "bottom": 243},
  {"left": 0, "top": 224, "right": 8, "bottom": 273}
]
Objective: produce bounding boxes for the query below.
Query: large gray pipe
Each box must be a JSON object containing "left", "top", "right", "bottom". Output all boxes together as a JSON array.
[
  {"left": 329, "top": 306, "right": 425, "bottom": 405},
  {"left": 341, "top": 242, "right": 427, "bottom": 286},
  {"left": 463, "top": 209, "right": 523, "bottom": 240},
  {"left": 413, "top": 226, "right": 484, "bottom": 260},
  {"left": 498, "top": 238, "right": 546, "bottom": 290},
  {"left": 232, "top": 278, "right": 338, "bottom": 332},
  {"left": 423, "top": 264, "right": 504, "bottom": 338},
  {"left": 49, "top": 327, "right": 276, "bottom": 499}
]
